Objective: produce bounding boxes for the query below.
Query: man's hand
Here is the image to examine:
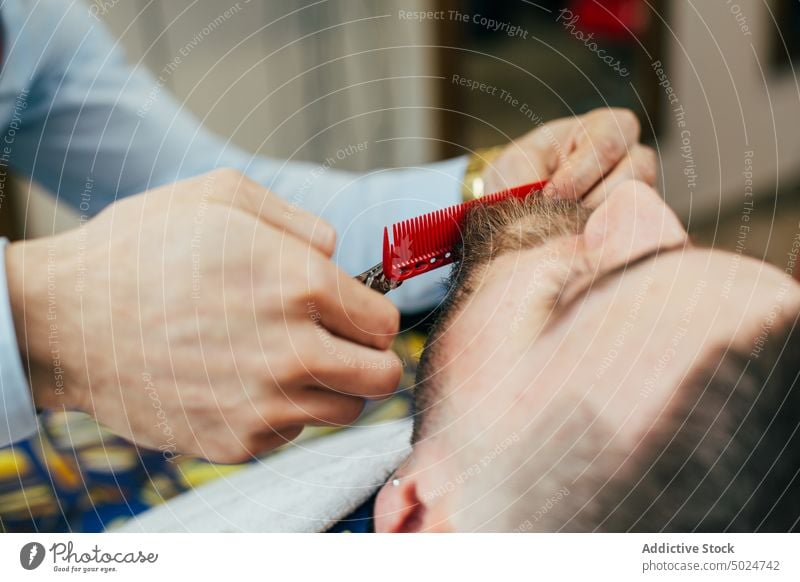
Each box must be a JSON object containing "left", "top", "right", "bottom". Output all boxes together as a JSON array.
[
  {"left": 481, "top": 108, "right": 657, "bottom": 207},
  {"left": 6, "top": 169, "right": 401, "bottom": 463}
]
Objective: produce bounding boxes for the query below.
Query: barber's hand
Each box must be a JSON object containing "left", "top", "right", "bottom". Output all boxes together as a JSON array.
[
  {"left": 481, "top": 108, "right": 657, "bottom": 207},
  {"left": 7, "top": 169, "right": 401, "bottom": 463}
]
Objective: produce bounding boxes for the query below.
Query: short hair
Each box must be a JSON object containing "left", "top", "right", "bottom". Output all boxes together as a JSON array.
[
  {"left": 411, "top": 195, "right": 800, "bottom": 532},
  {"left": 548, "top": 316, "right": 800, "bottom": 532}
]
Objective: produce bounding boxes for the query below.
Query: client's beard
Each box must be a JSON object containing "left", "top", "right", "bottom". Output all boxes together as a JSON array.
[{"left": 411, "top": 196, "right": 591, "bottom": 444}]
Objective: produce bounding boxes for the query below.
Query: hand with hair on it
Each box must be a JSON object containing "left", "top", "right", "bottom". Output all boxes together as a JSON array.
[
  {"left": 480, "top": 107, "right": 657, "bottom": 208},
  {"left": 5, "top": 169, "right": 402, "bottom": 464}
]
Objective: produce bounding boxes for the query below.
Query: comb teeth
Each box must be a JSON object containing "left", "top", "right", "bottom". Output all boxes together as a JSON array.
[{"left": 384, "top": 180, "right": 547, "bottom": 282}]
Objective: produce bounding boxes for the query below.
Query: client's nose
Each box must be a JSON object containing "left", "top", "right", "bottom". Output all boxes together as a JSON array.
[{"left": 581, "top": 179, "right": 688, "bottom": 275}]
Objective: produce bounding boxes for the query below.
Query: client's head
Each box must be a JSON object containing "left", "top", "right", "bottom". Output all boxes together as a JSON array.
[{"left": 375, "top": 180, "right": 800, "bottom": 532}]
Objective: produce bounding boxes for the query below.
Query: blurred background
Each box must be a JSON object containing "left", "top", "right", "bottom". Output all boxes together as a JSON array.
[{"left": 6, "top": 0, "right": 800, "bottom": 271}]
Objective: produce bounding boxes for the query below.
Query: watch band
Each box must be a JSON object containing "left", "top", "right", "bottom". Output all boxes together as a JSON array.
[{"left": 461, "top": 145, "right": 505, "bottom": 202}]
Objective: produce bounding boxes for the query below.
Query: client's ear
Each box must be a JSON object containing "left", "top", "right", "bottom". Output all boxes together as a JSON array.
[
  {"left": 582, "top": 180, "right": 687, "bottom": 273},
  {"left": 374, "top": 462, "right": 453, "bottom": 532}
]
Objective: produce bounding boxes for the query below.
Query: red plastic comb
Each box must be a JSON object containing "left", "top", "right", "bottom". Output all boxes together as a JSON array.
[{"left": 383, "top": 180, "right": 548, "bottom": 282}]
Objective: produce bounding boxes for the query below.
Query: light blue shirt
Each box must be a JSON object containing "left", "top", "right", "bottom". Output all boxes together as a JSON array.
[{"left": 0, "top": 0, "right": 465, "bottom": 446}]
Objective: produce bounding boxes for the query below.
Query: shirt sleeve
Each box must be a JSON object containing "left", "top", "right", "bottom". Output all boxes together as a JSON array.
[
  {"left": 2, "top": 0, "right": 465, "bottom": 313},
  {"left": 0, "top": 238, "right": 37, "bottom": 447}
]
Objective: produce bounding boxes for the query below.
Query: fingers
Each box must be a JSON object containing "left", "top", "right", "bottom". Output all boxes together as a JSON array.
[
  {"left": 207, "top": 425, "right": 305, "bottom": 464},
  {"left": 480, "top": 144, "right": 550, "bottom": 196},
  {"left": 583, "top": 145, "right": 658, "bottom": 208},
  {"left": 249, "top": 189, "right": 337, "bottom": 258},
  {"left": 209, "top": 168, "right": 337, "bottom": 257},
  {"left": 217, "top": 389, "right": 369, "bottom": 463},
  {"left": 308, "top": 261, "right": 400, "bottom": 351},
  {"left": 246, "top": 425, "right": 305, "bottom": 455},
  {"left": 542, "top": 108, "right": 641, "bottom": 200},
  {"left": 280, "top": 387, "right": 367, "bottom": 427},
  {"left": 213, "top": 345, "right": 398, "bottom": 463},
  {"left": 306, "top": 335, "right": 403, "bottom": 398}
]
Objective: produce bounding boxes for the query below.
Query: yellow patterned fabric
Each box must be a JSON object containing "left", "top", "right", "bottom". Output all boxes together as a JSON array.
[{"left": 0, "top": 331, "right": 426, "bottom": 532}]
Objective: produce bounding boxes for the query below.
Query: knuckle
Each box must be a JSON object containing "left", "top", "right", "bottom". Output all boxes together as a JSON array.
[
  {"left": 206, "top": 443, "right": 250, "bottom": 464},
  {"left": 211, "top": 167, "right": 246, "bottom": 186},
  {"left": 306, "top": 264, "right": 336, "bottom": 302},
  {"left": 306, "top": 344, "right": 337, "bottom": 378},
  {"left": 371, "top": 309, "right": 400, "bottom": 349},
  {"left": 365, "top": 361, "right": 402, "bottom": 399},
  {"left": 596, "top": 134, "right": 626, "bottom": 164},
  {"left": 316, "top": 218, "right": 337, "bottom": 252},
  {"left": 635, "top": 146, "right": 658, "bottom": 185},
  {"left": 274, "top": 350, "right": 310, "bottom": 385},
  {"left": 244, "top": 411, "right": 271, "bottom": 434},
  {"left": 612, "top": 108, "right": 640, "bottom": 137},
  {"left": 381, "top": 302, "right": 401, "bottom": 335}
]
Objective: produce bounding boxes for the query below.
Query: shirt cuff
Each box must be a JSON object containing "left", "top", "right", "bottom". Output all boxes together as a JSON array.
[{"left": 0, "top": 237, "right": 38, "bottom": 447}]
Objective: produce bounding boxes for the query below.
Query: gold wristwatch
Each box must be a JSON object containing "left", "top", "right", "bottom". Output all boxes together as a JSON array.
[{"left": 461, "top": 145, "right": 505, "bottom": 202}]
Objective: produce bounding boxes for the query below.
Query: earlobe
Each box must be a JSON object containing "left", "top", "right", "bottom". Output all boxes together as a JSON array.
[
  {"left": 582, "top": 180, "right": 687, "bottom": 273},
  {"left": 374, "top": 474, "right": 427, "bottom": 533}
]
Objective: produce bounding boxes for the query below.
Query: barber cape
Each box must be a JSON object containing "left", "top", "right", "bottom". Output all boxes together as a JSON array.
[{"left": 114, "top": 420, "right": 411, "bottom": 533}]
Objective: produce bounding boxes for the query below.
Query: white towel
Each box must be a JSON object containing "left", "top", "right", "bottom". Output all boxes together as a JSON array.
[{"left": 114, "top": 419, "right": 412, "bottom": 533}]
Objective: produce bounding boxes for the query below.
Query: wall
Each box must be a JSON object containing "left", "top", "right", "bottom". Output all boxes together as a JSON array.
[{"left": 22, "top": 0, "right": 439, "bottom": 235}]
